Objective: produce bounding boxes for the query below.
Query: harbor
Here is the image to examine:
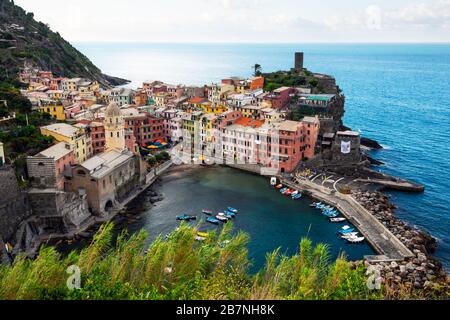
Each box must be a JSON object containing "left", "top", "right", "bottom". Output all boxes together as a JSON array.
[
  {"left": 278, "top": 177, "right": 415, "bottom": 262},
  {"left": 57, "top": 165, "right": 376, "bottom": 271}
]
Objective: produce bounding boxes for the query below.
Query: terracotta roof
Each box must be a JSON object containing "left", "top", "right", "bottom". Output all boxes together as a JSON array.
[
  {"left": 235, "top": 117, "right": 265, "bottom": 128},
  {"left": 189, "top": 97, "right": 206, "bottom": 104}
]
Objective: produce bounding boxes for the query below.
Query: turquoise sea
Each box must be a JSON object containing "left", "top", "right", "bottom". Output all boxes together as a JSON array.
[{"left": 75, "top": 43, "right": 450, "bottom": 269}]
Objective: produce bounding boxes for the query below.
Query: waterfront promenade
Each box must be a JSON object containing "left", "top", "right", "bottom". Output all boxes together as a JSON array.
[{"left": 281, "top": 177, "right": 415, "bottom": 262}]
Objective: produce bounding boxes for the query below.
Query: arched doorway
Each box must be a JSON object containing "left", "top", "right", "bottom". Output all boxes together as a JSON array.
[{"left": 104, "top": 200, "right": 114, "bottom": 212}]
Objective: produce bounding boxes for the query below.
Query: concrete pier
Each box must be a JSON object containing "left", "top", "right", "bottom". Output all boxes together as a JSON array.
[{"left": 281, "top": 178, "right": 415, "bottom": 262}]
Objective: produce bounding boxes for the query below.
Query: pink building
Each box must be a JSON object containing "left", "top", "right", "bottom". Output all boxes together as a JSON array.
[
  {"left": 125, "top": 112, "right": 166, "bottom": 147},
  {"left": 302, "top": 116, "right": 321, "bottom": 159},
  {"left": 264, "top": 87, "right": 294, "bottom": 110},
  {"left": 217, "top": 117, "right": 319, "bottom": 174},
  {"left": 27, "top": 142, "right": 76, "bottom": 190}
]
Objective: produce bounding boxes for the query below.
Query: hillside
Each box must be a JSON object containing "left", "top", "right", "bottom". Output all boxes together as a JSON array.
[{"left": 0, "top": 0, "right": 128, "bottom": 87}]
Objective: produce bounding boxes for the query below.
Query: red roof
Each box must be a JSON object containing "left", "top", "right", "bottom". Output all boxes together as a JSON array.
[
  {"left": 235, "top": 117, "right": 265, "bottom": 128},
  {"left": 189, "top": 97, "right": 205, "bottom": 104}
]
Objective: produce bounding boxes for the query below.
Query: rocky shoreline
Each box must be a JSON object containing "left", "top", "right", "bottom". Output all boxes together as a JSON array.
[{"left": 352, "top": 190, "right": 449, "bottom": 294}]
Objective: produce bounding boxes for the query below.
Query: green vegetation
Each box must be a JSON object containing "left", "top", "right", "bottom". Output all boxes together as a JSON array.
[
  {"left": 148, "top": 152, "right": 171, "bottom": 168},
  {"left": 0, "top": 79, "right": 55, "bottom": 168},
  {"left": 0, "top": 222, "right": 385, "bottom": 300},
  {"left": 263, "top": 70, "right": 307, "bottom": 92},
  {"left": 0, "top": 81, "right": 32, "bottom": 114},
  {"left": 253, "top": 64, "right": 262, "bottom": 77}
]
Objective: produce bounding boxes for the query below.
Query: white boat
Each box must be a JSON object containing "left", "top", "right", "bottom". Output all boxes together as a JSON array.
[
  {"left": 341, "top": 232, "right": 359, "bottom": 239},
  {"left": 270, "top": 177, "right": 277, "bottom": 186},
  {"left": 216, "top": 214, "right": 228, "bottom": 222},
  {"left": 346, "top": 237, "right": 365, "bottom": 244},
  {"left": 330, "top": 217, "right": 347, "bottom": 223}
]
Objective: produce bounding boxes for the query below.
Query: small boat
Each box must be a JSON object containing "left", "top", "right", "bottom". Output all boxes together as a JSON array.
[
  {"left": 292, "top": 193, "right": 303, "bottom": 200},
  {"left": 271, "top": 177, "right": 278, "bottom": 186},
  {"left": 202, "top": 209, "right": 213, "bottom": 216},
  {"left": 284, "top": 189, "right": 295, "bottom": 196},
  {"left": 341, "top": 232, "right": 359, "bottom": 239},
  {"left": 276, "top": 184, "right": 284, "bottom": 189},
  {"left": 291, "top": 190, "right": 299, "bottom": 196},
  {"left": 227, "top": 207, "right": 238, "bottom": 214},
  {"left": 216, "top": 215, "right": 228, "bottom": 222},
  {"left": 197, "top": 232, "right": 209, "bottom": 238},
  {"left": 280, "top": 188, "right": 288, "bottom": 194},
  {"left": 310, "top": 203, "right": 318, "bottom": 207},
  {"left": 224, "top": 210, "right": 236, "bottom": 217},
  {"left": 176, "top": 215, "right": 196, "bottom": 221},
  {"left": 346, "top": 237, "right": 365, "bottom": 244},
  {"left": 323, "top": 211, "right": 339, "bottom": 218},
  {"left": 207, "top": 217, "right": 220, "bottom": 225},
  {"left": 339, "top": 226, "right": 355, "bottom": 234},
  {"left": 330, "top": 217, "right": 347, "bottom": 223},
  {"left": 195, "top": 236, "right": 207, "bottom": 242}
]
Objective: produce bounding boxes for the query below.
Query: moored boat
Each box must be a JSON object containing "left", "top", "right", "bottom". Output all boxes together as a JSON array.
[
  {"left": 338, "top": 225, "right": 355, "bottom": 234},
  {"left": 207, "top": 217, "right": 220, "bottom": 225},
  {"left": 227, "top": 207, "right": 238, "bottom": 214},
  {"left": 197, "top": 232, "right": 209, "bottom": 238},
  {"left": 330, "top": 217, "right": 347, "bottom": 223},
  {"left": 176, "top": 214, "right": 197, "bottom": 221},
  {"left": 284, "top": 189, "right": 294, "bottom": 196},
  {"left": 340, "top": 232, "right": 359, "bottom": 239},
  {"left": 276, "top": 184, "right": 284, "bottom": 189},
  {"left": 216, "top": 215, "right": 228, "bottom": 222},
  {"left": 279, "top": 188, "right": 288, "bottom": 194},
  {"left": 292, "top": 193, "right": 302, "bottom": 200},
  {"left": 346, "top": 237, "right": 365, "bottom": 244},
  {"left": 202, "top": 209, "right": 213, "bottom": 215}
]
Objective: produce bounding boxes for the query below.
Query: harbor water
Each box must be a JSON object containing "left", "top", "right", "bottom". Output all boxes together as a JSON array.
[{"left": 121, "top": 166, "right": 375, "bottom": 272}]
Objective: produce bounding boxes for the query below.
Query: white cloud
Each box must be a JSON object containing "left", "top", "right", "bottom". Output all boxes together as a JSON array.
[
  {"left": 12, "top": 0, "right": 450, "bottom": 42},
  {"left": 385, "top": 0, "right": 450, "bottom": 27}
]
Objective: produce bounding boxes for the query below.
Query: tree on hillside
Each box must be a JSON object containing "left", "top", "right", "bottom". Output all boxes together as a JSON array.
[{"left": 253, "top": 64, "right": 262, "bottom": 77}]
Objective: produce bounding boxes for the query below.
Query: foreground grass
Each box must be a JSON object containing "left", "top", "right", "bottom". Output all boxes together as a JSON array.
[{"left": 0, "top": 222, "right": 387, "bottom": 300}]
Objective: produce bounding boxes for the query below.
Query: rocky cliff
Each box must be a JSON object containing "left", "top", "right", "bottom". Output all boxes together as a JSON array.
[{"left": 0, "top": 0, "right": 128, "bottom": 87}]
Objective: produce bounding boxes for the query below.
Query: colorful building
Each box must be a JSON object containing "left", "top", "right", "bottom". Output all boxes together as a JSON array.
[
  {"left": 41, "top": 123, "right": 93, "bottom": 163},
  {"left": 39, "top": 104, "right": 66, "bottom": 121},
  {"left": 264, "top": 87, "right": 294, "bottom": 110},
  {"left": 26, "top": 142, "right": 75, "bottom": 190}
]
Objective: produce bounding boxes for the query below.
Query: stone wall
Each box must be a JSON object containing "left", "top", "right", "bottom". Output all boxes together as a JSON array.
[
  {"left": 27, "top": 189, "right": 91, "bottom": 232},
  {"left": 26, "top": 156, "right": 57, "bottom": 188},
  {"left": 0, "top": 166, "right": 32, "bottom": 242}
]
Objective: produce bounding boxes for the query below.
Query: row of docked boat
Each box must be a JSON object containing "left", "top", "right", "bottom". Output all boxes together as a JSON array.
[
  {"left": 338, "top": 226, "right": 365, "bottom": 243},
  {"left": 276, "top": 184, "right": 303, "bottom": 200},
  {"left": 311, "top": 202, "right": 345, "bottom": 221},
  {"left": 310, "top": 202, "right": 365, "bottom": 244},
  {"left": 177, "top": 207, "right": 239, "bottom": 225},
  {"left": 203, "top": 207, "right": 239, "bottom": 225}
]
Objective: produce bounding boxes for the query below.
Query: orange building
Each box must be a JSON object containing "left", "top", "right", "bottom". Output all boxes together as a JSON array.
[{"left": 250, "top": 76, "right": 265, "bottom": 90}]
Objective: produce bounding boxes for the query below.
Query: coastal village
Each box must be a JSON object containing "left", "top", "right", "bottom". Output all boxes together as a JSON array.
[{"left": 0, "top": 53, "right": 448, "bottom": 293}]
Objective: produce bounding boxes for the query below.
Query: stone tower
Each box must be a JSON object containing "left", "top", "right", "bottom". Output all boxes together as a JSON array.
[
  {"left": 295, "top": 52, "right": 304, "bottom": 70},
  {"left": 104, "top": 102, "right": 125, "bottom": 151}
]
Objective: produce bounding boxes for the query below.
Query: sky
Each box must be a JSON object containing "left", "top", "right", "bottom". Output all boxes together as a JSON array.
[{"left": 13, "top": 0, "right": 450, "bottom": 43}]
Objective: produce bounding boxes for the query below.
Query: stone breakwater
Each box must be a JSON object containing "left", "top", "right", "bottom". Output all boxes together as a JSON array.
[{"left": 352, "top": 191, "right": 449, "bottom": 292}]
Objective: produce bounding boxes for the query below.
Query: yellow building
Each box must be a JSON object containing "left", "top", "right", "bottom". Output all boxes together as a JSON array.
[
  {"left": 200, "top": 114, "right": 217, "bottom": 143},
  {"left": 47, "top": 90, "right": 64, "bottom": 100},
  {"left": 200, "top": 102, "right": 227, "bottom": 114},
  {"left": 39, "top": 105, "right": 66, "bottom": 121},
  {"left": 40, "top": 123, "right": 92, "bottom": 163}
]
